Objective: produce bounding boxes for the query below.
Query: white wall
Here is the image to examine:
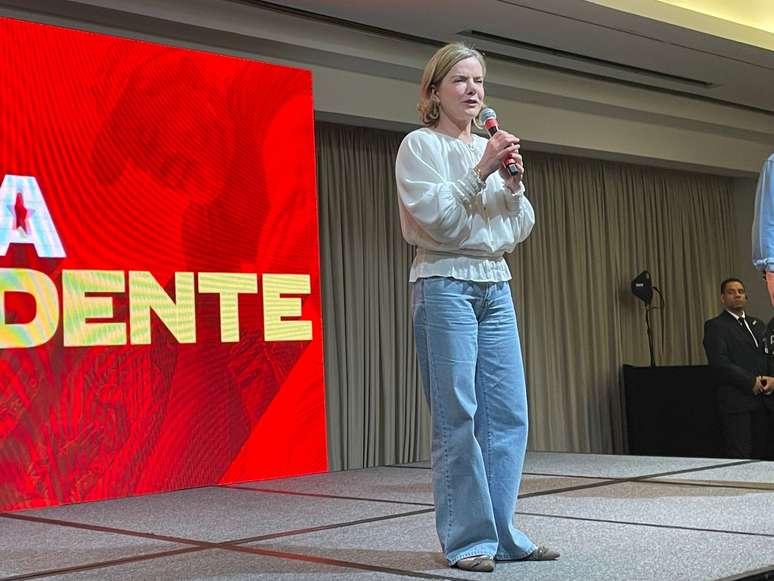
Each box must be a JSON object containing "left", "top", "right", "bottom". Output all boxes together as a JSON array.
[{"left": 2, "top": 0, "right": 772, "bottom": 177}]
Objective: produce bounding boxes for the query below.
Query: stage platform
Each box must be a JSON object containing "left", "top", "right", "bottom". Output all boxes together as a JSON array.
[{"left": 2, "top": 452, "right": 774, "bottom": 580}]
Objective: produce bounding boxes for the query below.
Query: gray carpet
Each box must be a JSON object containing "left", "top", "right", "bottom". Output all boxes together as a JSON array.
[
  {"left": 523, "top": 451, "right": 738, "bottom": 478},
  {"left": 649, "top": 461, "right": 774, "bottom": 486},
  {"left": 0, "top": 517, "right": 179, "bottom": 578},
  {"left": 30, "top": 549, "right": 422, "bottom": 581},
  {"left": 249, "top": 511, "right": 774, "bottom": 581},
  {"left": 234, "top": 466, "right": 608, "bottom": 505},
  {"left": 14, "top": 486, "right": 424, "bottom": 543},
  {"left": 519, "top": 479, "right": 774, "bottom": 536},
  {"left": 2, "top": 452, "right": 772, "bottom": 580}
]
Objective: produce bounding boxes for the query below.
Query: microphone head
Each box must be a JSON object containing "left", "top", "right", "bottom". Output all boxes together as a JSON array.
[{"left": 479, "top": 107, "right": 496, "bottom": 123}]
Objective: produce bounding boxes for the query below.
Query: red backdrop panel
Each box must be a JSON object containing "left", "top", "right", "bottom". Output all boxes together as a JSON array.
[{"left": 0, "top": 17, "right": 327, "bottom": 512}]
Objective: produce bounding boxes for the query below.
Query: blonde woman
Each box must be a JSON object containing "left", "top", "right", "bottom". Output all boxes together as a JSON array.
[{"left": 395, "top": 43, "right": 559, "bottom": 573}]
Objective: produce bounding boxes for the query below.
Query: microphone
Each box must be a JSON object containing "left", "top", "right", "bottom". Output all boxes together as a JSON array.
[{"left": 479, "top": 107, "right": 520, "bottom": 177}]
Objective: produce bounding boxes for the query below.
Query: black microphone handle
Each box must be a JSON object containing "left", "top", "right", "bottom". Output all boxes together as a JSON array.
[{"left": 486, "top": 124, "right": 520, "bottom": 175}]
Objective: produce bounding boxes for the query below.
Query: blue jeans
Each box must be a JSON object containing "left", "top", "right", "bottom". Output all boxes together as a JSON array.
[{"left": 411, "top": 276, "right": 535, "bottom": 565}]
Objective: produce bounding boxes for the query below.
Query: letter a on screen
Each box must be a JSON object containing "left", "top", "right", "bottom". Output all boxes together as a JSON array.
[{"left": 0, "top": 175, "right": 65, "bottom": 258}]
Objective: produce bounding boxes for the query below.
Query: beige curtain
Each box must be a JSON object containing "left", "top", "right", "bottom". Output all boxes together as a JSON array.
[{"left": 316, "top": 122, "right": 736, "bottom": 470}]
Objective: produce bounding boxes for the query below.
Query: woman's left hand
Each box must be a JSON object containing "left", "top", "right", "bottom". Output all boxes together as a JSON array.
[{"left": 499, "top": 157, "right": 524, "bottom": 192}]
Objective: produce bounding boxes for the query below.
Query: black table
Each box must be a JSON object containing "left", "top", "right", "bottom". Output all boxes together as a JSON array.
[{"left": 623, "top": 364, "right": 723, "bottom": 458}]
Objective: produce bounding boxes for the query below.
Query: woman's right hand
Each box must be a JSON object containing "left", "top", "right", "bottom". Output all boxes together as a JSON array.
[{"left": 477, "top": 130, "right": 521, "bottom": 178}]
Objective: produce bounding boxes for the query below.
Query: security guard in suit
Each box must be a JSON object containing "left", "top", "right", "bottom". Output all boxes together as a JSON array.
[{"left": 703, "top": 278, "right": 774, "bottom": 459}]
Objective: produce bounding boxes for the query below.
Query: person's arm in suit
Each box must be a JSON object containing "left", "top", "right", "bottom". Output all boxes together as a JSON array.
[{"left": 703, "top": 319, "right": 759, "bottom": 394}]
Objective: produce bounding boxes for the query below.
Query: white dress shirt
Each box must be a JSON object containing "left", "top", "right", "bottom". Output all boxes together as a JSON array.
[{"left": 395, "top": 127, "right": 535, "bottom": 282}]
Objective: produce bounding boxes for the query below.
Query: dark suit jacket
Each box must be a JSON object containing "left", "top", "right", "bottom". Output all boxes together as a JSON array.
[{"left": 703, "top": 311, "right": 771, "bottom": 414}]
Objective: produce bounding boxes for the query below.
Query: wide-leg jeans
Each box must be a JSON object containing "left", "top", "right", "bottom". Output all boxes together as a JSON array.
[{"left": 411, "top": 276, "right": 535, "bottom": 565}]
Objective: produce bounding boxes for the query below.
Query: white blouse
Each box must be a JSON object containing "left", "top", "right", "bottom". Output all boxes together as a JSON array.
[{"left": 395, "top": 127, "right": 535, "bottom": 282}]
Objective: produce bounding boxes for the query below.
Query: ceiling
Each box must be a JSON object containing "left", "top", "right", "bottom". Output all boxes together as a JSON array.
[
  {"left": 590, "top": 0, "right": 774, "bottom": 40},
  {"left": 253, "top": 0, "right": 774, "bottom": 114}
]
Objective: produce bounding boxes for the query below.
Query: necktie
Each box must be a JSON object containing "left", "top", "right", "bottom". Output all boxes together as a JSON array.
[{"left": 740, "top": 317, "right": 759, "bottom": 348}]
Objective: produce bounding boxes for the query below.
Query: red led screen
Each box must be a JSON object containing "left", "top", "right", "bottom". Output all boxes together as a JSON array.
[{"left": 0, "top": 17, "right": 327, "bottom": 512}]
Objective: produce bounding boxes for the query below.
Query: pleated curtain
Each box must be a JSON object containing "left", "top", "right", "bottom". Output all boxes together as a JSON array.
[{"left": 315, "top": 121, "right": 736, "bottom": 470}]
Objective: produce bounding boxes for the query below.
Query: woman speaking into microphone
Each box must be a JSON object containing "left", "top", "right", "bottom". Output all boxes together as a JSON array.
[{"left": 395, "top": 43, "right": 558, "bottom": 573}]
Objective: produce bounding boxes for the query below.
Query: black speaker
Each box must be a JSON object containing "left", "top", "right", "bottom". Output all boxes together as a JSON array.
[{"left": 631, "top": 270, "right": 653, "bottom": 305}]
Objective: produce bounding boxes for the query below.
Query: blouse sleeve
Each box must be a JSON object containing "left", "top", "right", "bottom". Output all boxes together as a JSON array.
[
  {"left": 395, "top": 133, "right": 483, "bottom": 246},
  {"left": 498, "top": 180, "right": 536, "bottom": 244}
]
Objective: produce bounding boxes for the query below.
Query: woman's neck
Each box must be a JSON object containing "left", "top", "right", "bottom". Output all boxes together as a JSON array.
[{"left": 434, "top": 116, "right": 473, "bottom": 143}]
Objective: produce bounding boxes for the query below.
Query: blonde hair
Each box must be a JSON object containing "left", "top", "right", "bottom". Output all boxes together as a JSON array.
[{"left": 417, "top": 43, "right": 486, "bottom": 127}]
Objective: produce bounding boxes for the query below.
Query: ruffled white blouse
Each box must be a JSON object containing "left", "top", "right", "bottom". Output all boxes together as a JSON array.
[{"left": 395, "top": 127, "right": 535, "bottom": 282}]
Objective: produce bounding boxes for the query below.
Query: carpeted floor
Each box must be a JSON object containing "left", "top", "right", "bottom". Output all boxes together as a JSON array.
[{"left": 2, "top": 452, "right": 773, "bottom": 580}]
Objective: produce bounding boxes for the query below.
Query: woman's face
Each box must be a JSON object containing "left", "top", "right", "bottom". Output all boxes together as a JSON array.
[{"left": 434, "top": 56, "right": 484, "bottom": 127}]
